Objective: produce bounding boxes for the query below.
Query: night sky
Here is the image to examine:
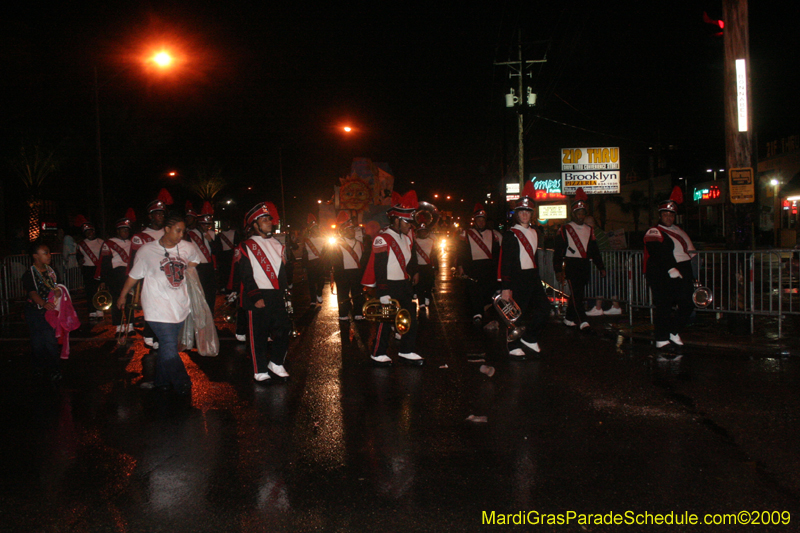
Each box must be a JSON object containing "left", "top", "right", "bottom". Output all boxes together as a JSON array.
[{"left": 2, "top": 0, "right": 797, "bottom": 231}]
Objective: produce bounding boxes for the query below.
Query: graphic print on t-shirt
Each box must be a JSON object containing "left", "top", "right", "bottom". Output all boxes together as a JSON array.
[{"left": 160, "top": 257, "right": 187, "bottom": 288}]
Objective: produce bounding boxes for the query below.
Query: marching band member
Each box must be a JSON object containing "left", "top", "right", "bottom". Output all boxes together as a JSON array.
[
  {"left": 498, "top": 181, "right": 551, "bottom": 359},
  {"left": 187, "top": 202, "right": 218, "bottom": 316},
  {"left": 130, "top": 191, "right": 170, "bottom": 348},
  {"left": 227, "top": 223, "right": 253, "bottom": 343},
  {"left": 553, "top": 188, "right": 605, "bottom": 332},
  {"left": 100, "top": 213, "right": 134, "bottom": 333},
  {"left": 236, "top": 202, "right": 292, "bottom": 381},
  {"left": 116, "top": 213, "right": 202, "bottom": 394},
  {"left": 644, "top": 186, "right": 696, "bottom": 352},
  {"left": 217, "top": 219, "right": 239, "bottom": 293},
  {"left": 330, "top": 211, "right": 369, "bottom": 321},
  {"left": 75, "top": 216, "right": 104, "bottom": 319},
  {"left": 302, "top": 214, "right": 327, "bottom": 307},
  {"left": 413, "top": 223, "right": 438, "bottom": 309},
  {"left": 361, "top": 191, "right": 423, "bottom": 366},
  {"left": 457, "top": 203, "right": 501, "bottom": 324}
]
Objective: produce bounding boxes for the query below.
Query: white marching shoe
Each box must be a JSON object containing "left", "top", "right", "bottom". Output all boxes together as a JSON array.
[
  {"left": 268, "top": 362, "right": 289, "bottom": 378},
  {"left": 520, "top": 339, "right": 541, "bottom": 353},
  {"left": 585, "top": 307, "right": 604, "bottom": 317},
  {"left": 370, "top": 354, "right": 392, "bottom": 366},
  {"left": 563, "top": 318, "right": 576, "bottom": 327},
  {"left": 655, "top": 340, "right": 670, "bottom": 349},
  {"left": 604, "top": 306, "right": 623, "bottom": 315},
  {"left": 669, "top": 333, "right": 684, "bottom": 346},
  {"left": 236, "top": 334, "right": 246, "bottom": 342},
  {"left": 398, "top": 352, "right": 424, "bottom": 365},
  {"left": 254, "top": 373, "right": 271, "bottom": 382}
]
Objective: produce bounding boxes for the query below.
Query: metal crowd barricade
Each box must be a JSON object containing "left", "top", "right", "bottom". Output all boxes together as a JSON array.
[
  {"left": 1, "top": 254, "right": 84, "bottom": 317},
  {"left": 576, "top": 248, "right": 800, "bottom": 338}
]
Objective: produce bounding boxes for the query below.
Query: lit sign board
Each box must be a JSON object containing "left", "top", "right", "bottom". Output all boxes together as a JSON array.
[
  {"left": 538, "top": 204, "right": 568, "bottom": 220},
  {"left": 506, "top": 183, "right": 520, "bottom": 194},
  {"left": 735, "top": 59, "right": 748, "bottom": 132},
  {"left": 693, "top": 185, "right": 723, "bottom": 205},
  {"left": 530, "top": 173, "right": 566, "bottom": 200},
  {"left": 561, "top": 148, "right": 620, "bottom": 194}
]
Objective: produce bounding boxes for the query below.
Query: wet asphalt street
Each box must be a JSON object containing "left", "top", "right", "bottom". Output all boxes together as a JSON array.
[{"left": 1, "top": 249, "right": 799, "bottom": 532}]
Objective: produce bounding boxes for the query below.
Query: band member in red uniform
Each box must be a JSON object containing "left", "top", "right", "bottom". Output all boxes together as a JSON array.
[
  {"left": 330, "top": 211, "right": 369, "bottom": 321},
  {"left": 644, "top": 186, "right": 696, "bottom": 353},
  {"left": 362, "top": 191, "right": 423, "bottom": 366},
  {"left": 457, "top": 203, "right": 502, "bottom": 324},
  {"left": 227, "top": 224, "right": 254, "bottom": 342},
  {"left": 236, "top": 202, "right": 292, "bottom": 382},
  {"left": 75, "top": 216, "right": 104, "bottom": 319},
  {"left": 130, "top": 190, "right": 171, "bottom": 348},
  {"left": 217, "top": 219, "right": 239, "bottom": 293},
  {"left": 100, "top": 213, "right": 134, "bottom": 333},
  {"left": 187, "top": 203, "right": 217, "bottom": 316},
  {"left": 553, "top": 188, "right": 605, "bottom": 332},
  {"left": 413, "top": 220, "right": 438, "bottom": 309},
  {"left": 302, "top": 214, "right": 327, "bottom": 307},
  {"left": 498, "top": 181, "right": 551, "bottom": 359}
]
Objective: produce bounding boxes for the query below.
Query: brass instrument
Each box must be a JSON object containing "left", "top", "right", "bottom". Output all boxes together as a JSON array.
[
  {"left": 492, "top": 292, "right": 525, "bottom": 342},
  {"left": 692, "top": 280, "right": 714, "bottom": 308},
  {"left": 413, "top": 201, "right": 439, "bottom": 229},
  {"left": 362, "top": 298, "right": 411, "bottom": 335},
  {"left": 285, "top": 288, "right": 299, "bottom": 338},
  {"left": 93, "top": 284, "right": 113, "bottom": 311},
  {"left": 116, "top": 282, "right": 142, "bottom": 346},
  {"left": 222, "top": 292, "right": 238, "bottom": 324}
]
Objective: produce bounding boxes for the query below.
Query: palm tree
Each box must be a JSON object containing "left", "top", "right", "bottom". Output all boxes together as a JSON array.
[
  {"left": 188, "top": 160, "right": 227, "bottom": 203},
  {"left": 9, "top": 142, "right": 59, "bottom": 241}
]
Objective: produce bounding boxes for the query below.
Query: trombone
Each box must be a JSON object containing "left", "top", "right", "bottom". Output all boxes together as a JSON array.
[{"left": 117, "top": 281, "right": 141, "bottom": 346}]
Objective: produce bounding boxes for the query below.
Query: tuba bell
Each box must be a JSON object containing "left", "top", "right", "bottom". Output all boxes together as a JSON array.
[
  {"left": 692, "top": 280, "right": 714, "bottom": 308},
  {"left": 362, "top": 298, "right": 411, "bottom": 335},
  {"left": 492, "top": 292, "right": 525, "bottom": 342},
  {"left": 93, "top": 285, "right": 113, "bottom": 311},
  {"left": 413, "top": 201, "right": 439, "bottom": 230}
]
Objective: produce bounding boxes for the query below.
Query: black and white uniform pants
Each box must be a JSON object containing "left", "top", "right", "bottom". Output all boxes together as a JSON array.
[
  {"left": 306, "top": 259, "right": 324, "bottom": 301},
  {"left": 564, "top": 257, "right": 591, "bottom": 324},
  {"left": 465, "top": 259, "right": 497, "bottom": 318},
  {"left": 247, "top": 291, "right": 291, "bottom": 373},
  {"left": 196, "top": 262, "right": 217, "bottom": 316},
  {"left": 82, "top": 265, "right": 100, "bottom": 309},
  {"left": 416, "top": 264, "right": 435, "bottom": 304},
  {"left": 334, "top": 268, "right": 365, "bottom": 318},
  {"left": 508, "top": 268, "right": 551, "bottom": 352},
  {"left": 647, "top": 261, "right": 694, "bottom": 342},
  {"left": 373, "top": 279, "right": 418, "bottom": 357},
  {"left": 107, "top": 266, "right": 130, "bottom": 326}
]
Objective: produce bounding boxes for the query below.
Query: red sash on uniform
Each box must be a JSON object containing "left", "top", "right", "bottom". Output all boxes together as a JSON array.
[
  {"left": 338, "top": 239, "right": 361, "bottom": 268},
  {"left": 104, "top": 240, "right": 130, "bottom": 264},
  {"left": 413, "top": 240, "right": 431, "bottom": 265},
  {"left": 467, "top": 229, "right": 493, "bottom": 259},
  {"left": 659, "top": 227, "right": 692, "bottom": 256},
  {"left": 380, "top": 232, "right": 408, "bottom": 279},
  {"left": 78, "top": 240, "right": 101, "bottom": 266},
  {"left": 189, "top": 231, "right": 212, "bottom": 262},
  {"left": 243, "top": 239, "right": 280, "bottom": 290},
  {"left": 563, "top": 224, "right": 588, "bottom": 259},
  {"left": 304, "top": 238, "right": 320, "bottom": 258},
  {"left": 219, "top": 232, "right": 235, "bottom": 250},
  {"left": 510, "top": 228, "right": 537, "bottom": 268}
]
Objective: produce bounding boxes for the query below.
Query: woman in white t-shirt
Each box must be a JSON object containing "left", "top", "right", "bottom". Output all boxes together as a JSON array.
[{"left": 116, "top": 213, "right": 201, "bottom": 394}]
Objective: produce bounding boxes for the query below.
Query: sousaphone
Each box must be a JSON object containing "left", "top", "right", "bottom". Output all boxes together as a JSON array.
[{"left": 413, "top": 201, "right": 439, "bottom": 230}]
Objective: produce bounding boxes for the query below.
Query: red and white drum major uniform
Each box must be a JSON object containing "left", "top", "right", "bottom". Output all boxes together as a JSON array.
[
  {"left": 235, "top": 202, "right": 292, "bottom": 382},
  {"left": 302, "top": 214, "right": 327, "bottom": 306},
  {"left": 456, "top": 203, "right": 502, "bottom": 323},
  {"left": 553, "top": 188, "right": 605, "bottom": 331},
  {"left": 330, "top": 211, "right": 369, "bottom": 321},
  {"left": 101, "top": 215, "right": 134, "bottom": 331},
  {"left": 75, "top": 217, "right": 104, "bottom": 318}
]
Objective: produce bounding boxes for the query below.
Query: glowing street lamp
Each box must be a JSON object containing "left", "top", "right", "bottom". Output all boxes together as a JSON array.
[{"left": 151, "top": 51, "right": 174, "bottom": 68}]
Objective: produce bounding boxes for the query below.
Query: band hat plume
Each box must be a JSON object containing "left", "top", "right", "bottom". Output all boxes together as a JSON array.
[
  {"left": 572, "top": 187, "right": 588, "bottom": 212},
  {"left": 387, "top": 190, "right": 418, "bottom": 220},
  {"left": 659, "top": 186, "right": 684, "bottom": 213},
  {"left": 515, "top": 181, "right": 537, "bottom": 211}
]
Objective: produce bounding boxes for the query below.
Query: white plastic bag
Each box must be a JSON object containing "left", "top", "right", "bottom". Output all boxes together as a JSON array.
[
  {"left": 185, "top": 268, "right": 219, "bottom": 356},
  {"left": 178, "top": 311, "right": 195, "bottom": 351}
]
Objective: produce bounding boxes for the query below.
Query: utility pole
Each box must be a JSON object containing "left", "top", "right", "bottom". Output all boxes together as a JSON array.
[
  {"left": 495, "top": 30, "right": 547, "bottom": 191},
  {"left": 722, "top": 0, "right": 756, "bottom": 248}
]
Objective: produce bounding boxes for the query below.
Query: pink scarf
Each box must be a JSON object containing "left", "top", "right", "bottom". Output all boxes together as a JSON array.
[{"left": 45, "top": 285, "right": 81, "bottom": 359}]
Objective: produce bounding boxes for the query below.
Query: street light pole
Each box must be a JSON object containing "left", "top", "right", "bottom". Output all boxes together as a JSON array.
[
  {"left": 279, "top": 147, "right": 286, "bottom": 226},
  {"left": 94, "top": 67, "right": 106, "bottom": 237}
]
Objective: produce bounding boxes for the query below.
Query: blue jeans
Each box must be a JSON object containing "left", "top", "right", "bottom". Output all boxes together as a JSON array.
[
  {"left": 147, "top": 321, "right": 190, "bottom": 390},
  {"left": 24, "top": 305, "right": 60, "bottom": 373}
]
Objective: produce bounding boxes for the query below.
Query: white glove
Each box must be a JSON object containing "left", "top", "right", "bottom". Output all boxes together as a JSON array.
[
  {"left": 379, "top": 295, "right": 391, "bottom": 305},
  {"left": 226, "top": 292, "right": 238, "bottom": 303},
  {"left": 668, "top": 268, "right": 682, "bottom": 279}
]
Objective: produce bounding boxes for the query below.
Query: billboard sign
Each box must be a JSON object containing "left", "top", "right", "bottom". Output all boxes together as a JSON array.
[{"left": 561, "top": 147, "right": 620, "bottom": 194}]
